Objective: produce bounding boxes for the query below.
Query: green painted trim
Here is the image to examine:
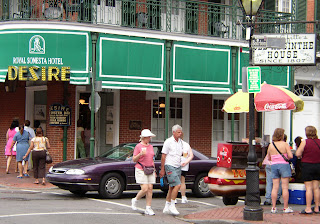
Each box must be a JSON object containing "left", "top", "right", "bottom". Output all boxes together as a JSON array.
[
  {"left": 172, "top": 85, "right": 232, "bottom": 94},
  {"left": 101, "top": 81, "right": 163, "bottom": 91},
  {"left": 0, "top": 71, "right": 6, "bottom": 82}
]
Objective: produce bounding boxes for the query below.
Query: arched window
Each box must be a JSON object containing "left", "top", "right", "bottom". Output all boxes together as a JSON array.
[{"left": 294, "top": 84, "right": 314, "bottom": 97}]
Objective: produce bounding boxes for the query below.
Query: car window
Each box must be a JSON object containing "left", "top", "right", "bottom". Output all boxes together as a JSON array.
[
  {"left": 99, "top": 143, "right": 136, "bottom": 161},
  {"left": 154, "top": 146, "right": 163, "bottom": 160}
]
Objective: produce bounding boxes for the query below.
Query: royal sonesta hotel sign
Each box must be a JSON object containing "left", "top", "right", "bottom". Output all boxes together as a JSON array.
[{"left": 0, "top": 30, "right": 91, "bottom": 84}]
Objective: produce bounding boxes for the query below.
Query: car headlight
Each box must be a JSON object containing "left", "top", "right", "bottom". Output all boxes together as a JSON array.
[
  {"left": 65, "top": 169, "right": 85, "bottom": 175},
  {"left": 48, "top": 166, "right": 53, "bottom": 173}
]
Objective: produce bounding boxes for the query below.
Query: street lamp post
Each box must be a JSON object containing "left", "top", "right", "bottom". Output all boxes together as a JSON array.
[{"left": 238, "top": 0, "right": 264, "bottom": 221}]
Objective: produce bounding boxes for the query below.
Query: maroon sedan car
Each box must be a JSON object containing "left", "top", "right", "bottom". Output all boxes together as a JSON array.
[{"left": 47, "top": 142, "right": 216, "bottom": 198}]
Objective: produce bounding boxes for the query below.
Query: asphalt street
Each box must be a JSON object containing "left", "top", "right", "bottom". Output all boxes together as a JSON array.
[{"left": 0, "top": 187, "right": 224, "bottom": 224}]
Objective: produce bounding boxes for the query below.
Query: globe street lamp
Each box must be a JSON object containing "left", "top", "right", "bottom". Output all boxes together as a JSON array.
[{"left": 238, "top": 0, "right": 264, "bottom": 221}]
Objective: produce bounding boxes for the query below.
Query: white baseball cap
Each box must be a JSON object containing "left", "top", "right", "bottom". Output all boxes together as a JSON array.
[{"left": 140, "top": 129, "right": 156, "bottom": 138}]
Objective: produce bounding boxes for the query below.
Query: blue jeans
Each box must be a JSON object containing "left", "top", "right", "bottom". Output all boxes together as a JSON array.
[{"left": 265, "top": 165, "right": 282, "bottom": 202}]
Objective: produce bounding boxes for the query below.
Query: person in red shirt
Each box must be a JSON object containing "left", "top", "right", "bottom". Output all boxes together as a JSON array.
[
  {"left": 296, "top": 126, "right": 320, "bottom": 214},
  {"left": 131, "top": 129, "right": 156, "bottom": 216}
]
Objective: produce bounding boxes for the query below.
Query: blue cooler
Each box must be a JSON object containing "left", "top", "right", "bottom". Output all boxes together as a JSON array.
[{"left": 289, "top": 183, "right": 307, "bottom": 205}]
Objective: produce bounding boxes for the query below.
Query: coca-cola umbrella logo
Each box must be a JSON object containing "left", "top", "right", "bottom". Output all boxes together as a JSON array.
[{"left": 222, "top": 83, "right": 304, "bottom": 113}]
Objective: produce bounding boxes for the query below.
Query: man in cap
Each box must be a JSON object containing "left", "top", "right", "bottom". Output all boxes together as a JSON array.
[{"left": 160, "top": 124, "right": 183, "bottom": 215}]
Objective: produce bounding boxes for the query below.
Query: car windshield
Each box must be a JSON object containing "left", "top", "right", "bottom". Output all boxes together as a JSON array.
[{"left": 99, "top": 143, "right": 137, "bottom": 161}]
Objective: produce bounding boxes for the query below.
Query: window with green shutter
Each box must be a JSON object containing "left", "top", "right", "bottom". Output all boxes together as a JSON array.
[
  {"left": 296, "top": 0, "right": 306, "bottom": 20},
  {"left": 264, "top": 0, "right": 275, "bottom": 11},
  {"left": 316, "top": 0, "right": 320, "bottom": 20}
]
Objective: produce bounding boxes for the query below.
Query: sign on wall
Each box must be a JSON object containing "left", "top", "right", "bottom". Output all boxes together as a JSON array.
[
  {"left": 0, "top": 30, "right": 91, "bottom": 84},
  {"left": 252, "top": 34, "right": 316, "bottom": 66},
  {"left": 49, "top": 104, "right": 71, "bottom": 126}
]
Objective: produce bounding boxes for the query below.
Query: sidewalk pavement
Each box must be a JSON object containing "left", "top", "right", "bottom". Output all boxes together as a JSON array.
[
  {"left": 0, "top": 168, "right": 318, "bottom": 224},
  {"left": 0, "top": 168, "right": 55, "bottom": 189}
]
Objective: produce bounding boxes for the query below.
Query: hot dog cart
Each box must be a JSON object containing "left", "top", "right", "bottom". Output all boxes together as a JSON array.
[{"left": 204, "top": 142, "right": 266, "bottom": 205}]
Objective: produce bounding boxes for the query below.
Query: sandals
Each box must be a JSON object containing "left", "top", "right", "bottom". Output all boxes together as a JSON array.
[
  {"left": 23, "top": 173, "right": 30, "bottom": 177},
  {"left": 17, "top": 176, "right": 23, "bottom": 179},
  {"left": 300, "top": 209, "right": 313, "bottom": 214},
  {"left": 42, "top": 181, "right": 46, "bottom": 185},
  {"left": 312, "top": 206, "right": 320, "bottom": 214},
  {"left": 34, "top": 181, "right": 39, "bottom": 184}
]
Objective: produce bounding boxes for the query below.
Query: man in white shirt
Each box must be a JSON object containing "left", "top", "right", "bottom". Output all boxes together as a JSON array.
[
  {"left": 24, "top": 120, "right": 35, "bottom": 170},
  {"left": 24, "top": 120, "right": 35, "bottom": 139},
  {"left": 160, "top": 124, "right": 183, "bottom": 215}
]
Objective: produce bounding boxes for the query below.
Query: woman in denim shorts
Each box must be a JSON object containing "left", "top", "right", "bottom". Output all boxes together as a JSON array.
[{"left": 267, "top": 128, "right": 293, "bottom": 214}]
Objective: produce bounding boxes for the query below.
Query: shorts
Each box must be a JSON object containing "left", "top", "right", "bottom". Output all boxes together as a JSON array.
[
  {"left": 181, "top": 170, "right": 188, "bottom": 177},
  {"left": 301, "top": 162, "right": 320, "bottom": 182},
  {"left": 271, "top": 163, "right": 291, "bottom": 179},
  {"left": 165, "top": 165, "right": 181, "bottom": 187},
  {"left": 135, "top": 168, "right": 156, "bottom": 184}
]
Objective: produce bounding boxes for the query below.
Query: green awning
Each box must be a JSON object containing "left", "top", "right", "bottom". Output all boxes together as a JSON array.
[
  {"left": 96, "top": 34, "right": 166, "bottom": 92},
  {"left": 238, "top": 48, "right": 291, "bottom": 89},
  {"left": 0, "top": 30, "right": 91, "bottom": 85},
  {"left": 171, "top": 42, "right": 232, "bottom": 94}
]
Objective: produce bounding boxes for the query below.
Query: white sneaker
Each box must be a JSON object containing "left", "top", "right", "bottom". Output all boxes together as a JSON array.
[
  {"left": 163, "top": 205, "right": 170, "bottom": 214},
  {"left": 181, "top": 197, "right": 188, "bottom": 204},
  {"left": 131, "top": 198, "right": 137, "bottom": 211},
  {"left": 145, "top": 207, "right": 155, "bottom": 216},
  {"left": 174, "top": 199, "right": 177, "bottom": 204},
  {"left": 283, "top": 207, "right": 293, "bottom": 213},
  {"left": 271, "top": 207, "right": 277, "bottom": 214},
  {"left": 168, "top": 204, "right": 180, "bottom": 215}
]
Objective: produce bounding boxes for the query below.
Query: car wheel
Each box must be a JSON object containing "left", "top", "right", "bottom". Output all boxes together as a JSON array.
[
  {"left": 69, "top": 190, "right": 88, "bottom": 196},
  {"left": 223, "top": 196, "right": 238, "bottom": 205},
  {"left": 99, "top": 173, "right": 124, "bottom": 199},
  {"left": 192, "top": 173, "right": 213, "bottom": 198}
]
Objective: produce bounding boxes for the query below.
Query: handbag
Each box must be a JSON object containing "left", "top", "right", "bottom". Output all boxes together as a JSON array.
[
  {"left": 272, "top": 142, "right": 295, "bottom": 176},
  {"left": 12, "top": 142, "right": 17, "bottom": 152},
  {"left": 45, "top": 150, "right": 53, "bottom": 164},
  {"left": 138, "top": 162, "right": 155, "bottom": 175}
]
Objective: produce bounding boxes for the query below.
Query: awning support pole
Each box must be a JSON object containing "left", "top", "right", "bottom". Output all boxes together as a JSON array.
[
  {"left": 90, "top": 32, "right": 98, "bottom": 158},
  {"left": 289, "top": 67, "right": 294, "bottom": 147},
  {"left": 165, "top": 40, "right": 172, "bottom": 140},
  {"left": 63, "top": 82, "right": 68, "bottom": 161},
  {"left": 231, "top": 47, "right": 237, "bottom": 141}
]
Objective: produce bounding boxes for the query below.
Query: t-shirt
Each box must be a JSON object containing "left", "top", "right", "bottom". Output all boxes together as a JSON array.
[
  {"left": 181, "top": 140, "right": 191, "bottom": 171},
  {"left": 31, "top": 137, "right": 48, "bottom": 151},
  {"left": 24, "top": 126, "right": 35, "bottom": 139},
  {"left": 133, "top": 143, "right": 155, "bottom": 170},
  {"left": 162, "top": 136, "right": 183, "bottom": 168}
]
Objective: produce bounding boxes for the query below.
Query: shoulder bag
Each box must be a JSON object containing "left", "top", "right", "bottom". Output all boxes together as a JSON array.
[
  {"left": 272, "top": 142, "right": 295, "bottom": 176},
  {"left": 137, "top": 162, "right": 155, "bottom": 175},
  {"left": 312, "top": 139, "right": 320, "bottom": 151}
]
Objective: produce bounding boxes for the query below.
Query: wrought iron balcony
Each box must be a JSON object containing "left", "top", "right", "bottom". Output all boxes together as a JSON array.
[{"left": 0, "top": 0, "right": 318, "bottom": 45}]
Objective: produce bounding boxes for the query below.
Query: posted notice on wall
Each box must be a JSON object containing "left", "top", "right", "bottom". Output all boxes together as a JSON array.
[{"left": 49, "top": 104, "right": 71, "bottom": 126}]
